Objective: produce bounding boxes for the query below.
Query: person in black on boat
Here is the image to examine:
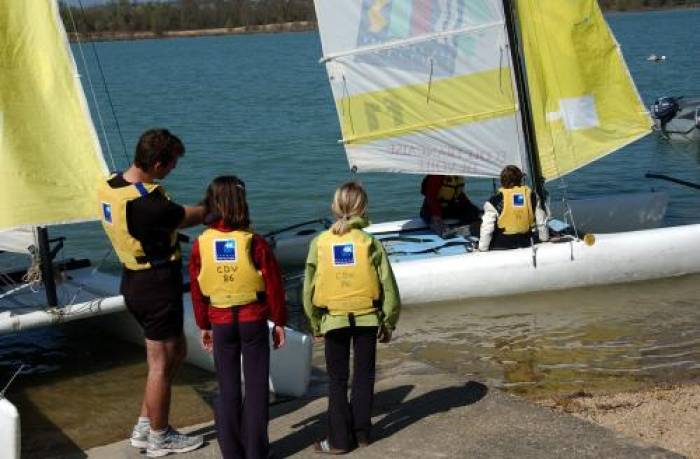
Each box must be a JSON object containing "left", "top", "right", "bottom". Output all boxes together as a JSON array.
[
  {"left": 478, "top": 165, "right": 549, "bottom": 251},
  {"left": 420, "top": 175, "right": 481, "bottom": 235}
]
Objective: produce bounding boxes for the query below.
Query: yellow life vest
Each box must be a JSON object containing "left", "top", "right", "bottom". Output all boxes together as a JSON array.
[
  {"left": 197, "top": 228, "right": 265, "bottom": 308},
  {"left": 497, "top": 186, "right": 535, "bottom": 235},
  {"left": 437, "top": 176, "right": 465, "bottom": 205},
  {"left": 312, "top": 229, "right": 380, "bottom": 316},
  {"left": 97, "top": 176, "right": 180, "bottom": 271}
]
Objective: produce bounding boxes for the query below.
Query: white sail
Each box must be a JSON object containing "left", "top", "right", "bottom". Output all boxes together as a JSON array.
[
  {"left": 314, "top": 0, "right": 528, "bottom": 177},
  {"left": 0, "top": 228, "right": 35, "bottom": 254}
]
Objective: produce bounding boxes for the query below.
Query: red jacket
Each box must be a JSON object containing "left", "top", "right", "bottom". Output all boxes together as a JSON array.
[
  {"left": 188, "top": 220, "right": 287, "bottom": 330},
  {"left": 422, "top": 175, "right": 471, "bottom": 219}
]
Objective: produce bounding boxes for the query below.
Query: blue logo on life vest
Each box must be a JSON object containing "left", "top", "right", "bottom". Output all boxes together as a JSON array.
[
  {"left": 513, "top": 193, "right": 525, "bottom": 207},
  {"left": 101, "top": 202, "right": 112, "bottom": 224},
  {"left": 215, "top": 239, "right": 237, "bottom": 262},
  {"left": 332, "top": 243, "right": 355, "bottom": 266}
]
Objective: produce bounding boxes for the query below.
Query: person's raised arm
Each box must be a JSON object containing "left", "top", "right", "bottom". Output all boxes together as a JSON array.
[{"left": 178, "top": 205, "right": 206, "bottom": 229}]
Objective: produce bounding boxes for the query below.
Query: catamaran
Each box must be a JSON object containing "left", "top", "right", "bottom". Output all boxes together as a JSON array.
[
  {"left": 269, "top": 0, "right": 700, "bottom": 305},
  {"left": 0, "top": 3, "right": 311, "bottom": 456}
]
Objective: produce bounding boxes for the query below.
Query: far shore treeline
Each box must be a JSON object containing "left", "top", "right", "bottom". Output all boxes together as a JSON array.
[{"left": 59, "top": 0, "right": 700, "bottom": 39}]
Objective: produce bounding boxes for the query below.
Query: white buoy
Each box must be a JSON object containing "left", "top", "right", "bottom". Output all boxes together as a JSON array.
[
  {"left": 0, "top": 397, "right": 20, "bottom": 459},
  {"left": 647, "top": 53, "right": 666, "bottom": 63}
]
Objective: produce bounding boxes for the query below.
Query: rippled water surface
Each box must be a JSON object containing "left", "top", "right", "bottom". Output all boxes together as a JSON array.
[
  {"left": 388, "top": 273, "right": 700, "bottom": 399},
  {"left": 1, "top": 7, "right": 700, "bottom": 456}
]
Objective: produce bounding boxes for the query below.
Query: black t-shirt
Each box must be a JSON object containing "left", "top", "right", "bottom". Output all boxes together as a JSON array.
[{"left": 107, "top": 174, "right": 185, "bottom": 262}]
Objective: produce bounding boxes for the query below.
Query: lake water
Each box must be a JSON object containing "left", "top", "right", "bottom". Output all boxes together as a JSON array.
[{"left": 1, "top": 7, "right": 700, "bottom": 457}]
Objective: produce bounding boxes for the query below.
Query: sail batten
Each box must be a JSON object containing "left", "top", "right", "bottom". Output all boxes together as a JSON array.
[
  {"left": 0, "top": 0, "right": 108, "bottom": 231},
  {"left": 321, "top": 19, "right": 504, "bottom": 63}
]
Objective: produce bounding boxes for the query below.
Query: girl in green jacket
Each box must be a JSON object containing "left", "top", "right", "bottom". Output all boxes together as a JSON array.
[{"left": 303, "top": 181, "right": 400, "bottom": 453}]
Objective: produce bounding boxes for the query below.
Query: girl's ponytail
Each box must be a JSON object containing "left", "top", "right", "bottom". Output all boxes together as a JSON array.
[{"left": 330, "top": 182, "right": 368, "bottom": 235}]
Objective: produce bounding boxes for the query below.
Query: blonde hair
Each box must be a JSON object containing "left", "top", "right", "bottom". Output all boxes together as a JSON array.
[{"left": 330, "top": 181, "right": 368, "bottom": 235}]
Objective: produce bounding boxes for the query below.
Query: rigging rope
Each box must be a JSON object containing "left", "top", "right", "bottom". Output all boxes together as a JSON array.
[
  {"left": 523, "top": 0, "right": 580, "bottom": 238},
  {"left": 1, "top": 364, "right": 26, "bottom": 398},
  {"left": 64, "top": 4, "right": 116, "bottom": 170},
  {"left": 0, "top": 282, "right": 34, "bottom": 301},
  {"left": 65, "top": 248, "right": 116, "bottom": 307},
  {"left": 67, "top": 1, "right": 131, "bottom": 169},
  {"left": 21, "top": 240, "right": 44, "bottom": 294}
]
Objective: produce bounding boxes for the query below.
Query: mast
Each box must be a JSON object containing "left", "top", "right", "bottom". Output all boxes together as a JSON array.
[
  {"left": 37, "top": 227, "right": 58, "bottom": 307},
  {"left": 502, "top": 0, "right": 546, "bottom": 201}
]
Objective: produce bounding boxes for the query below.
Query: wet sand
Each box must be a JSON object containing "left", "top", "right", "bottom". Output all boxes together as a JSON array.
[{"left": 539, "top": 383, "right": 700, "bottom": 458}]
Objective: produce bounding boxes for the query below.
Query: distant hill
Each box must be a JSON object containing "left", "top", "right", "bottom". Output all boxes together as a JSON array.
[
  {"left": 63, "top": 0, "right": 168, "bottom": 5},
  {"left": 60, "top": 0, "right": 700, "bottom": 39}
]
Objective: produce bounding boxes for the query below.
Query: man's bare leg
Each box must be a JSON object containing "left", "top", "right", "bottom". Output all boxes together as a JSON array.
[
  {"left": 139, "top": 334, "right": 186, "bottom": 419},
  {"left": 144, "top": 334, "right": 186, "bottom": 430},
  {"left": 170, "top": 334, "right": 187, "bottom": 382}
]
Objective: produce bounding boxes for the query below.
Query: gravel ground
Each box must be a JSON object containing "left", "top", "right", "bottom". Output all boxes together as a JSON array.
[{"left": 538, "top": 383, "right": 700, "bottom": 458}]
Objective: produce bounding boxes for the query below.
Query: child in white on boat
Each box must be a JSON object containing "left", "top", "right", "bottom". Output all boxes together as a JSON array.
[{"left": 479, "top": 165, "right": 549, "bottom": 251}]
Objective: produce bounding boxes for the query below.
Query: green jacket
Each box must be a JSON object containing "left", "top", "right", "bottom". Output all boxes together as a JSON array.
[{"left": 303, "top": 217, "right": 401, "bottom": 337}]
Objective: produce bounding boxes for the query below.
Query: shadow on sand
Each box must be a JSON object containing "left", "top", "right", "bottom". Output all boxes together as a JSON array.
[{"left": 271, "top": 380, "right": 488, "bottom": 456}]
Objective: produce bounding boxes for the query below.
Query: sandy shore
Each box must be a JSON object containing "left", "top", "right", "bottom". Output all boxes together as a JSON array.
[
  {"left": 538, "top": 383, "right": 700, "bottom": 458},
  {"left": 68, "top": 21, "right": 316, "bottom": 42},
  {"left": 87, "top": 358, "right": 679, "bottom": 458}
]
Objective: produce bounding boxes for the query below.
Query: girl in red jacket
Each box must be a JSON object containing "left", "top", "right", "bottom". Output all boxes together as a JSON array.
[{"left": 189, "top": 175, "right": 286, "bottom": 459}]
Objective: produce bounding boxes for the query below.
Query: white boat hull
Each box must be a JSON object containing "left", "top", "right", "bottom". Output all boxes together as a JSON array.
[
  {"left": 273, "top": 217, "right": 700, "bottom": 306},
  {"left": 0, "top": 270, "right": 312, "bottom": 398},
  {"left": 390, "top": 223, "right": 700, "bottom": 305},
  {"left": 0, "top": 397, "right": 20, "bottom": 459},
  {"left": 106, "top": 304, "right": 312, "bottom": 398}
]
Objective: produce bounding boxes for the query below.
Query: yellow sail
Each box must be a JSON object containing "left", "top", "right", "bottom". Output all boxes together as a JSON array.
[
  {"left": 517, "top": 0, "right": 652, "bottom": 181},
  {"left": 0, "top": 0, "right": 107, "bottom": 230}
]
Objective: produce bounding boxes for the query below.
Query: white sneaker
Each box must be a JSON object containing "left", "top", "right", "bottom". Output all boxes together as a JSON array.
[
  {"left": 146, "top": 426, "right": 204, "bottom": 457},
  {"left": 130, "top": 422, "right": 149, "bottom": 448}
]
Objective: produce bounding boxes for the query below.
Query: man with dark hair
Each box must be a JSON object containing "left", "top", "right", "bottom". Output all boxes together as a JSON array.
[
  {"left": 479, "top": 165, "right": 549, "bottom": 251},
  {"left": 97, "top": 128, "right": 206, "bottom": 456}
]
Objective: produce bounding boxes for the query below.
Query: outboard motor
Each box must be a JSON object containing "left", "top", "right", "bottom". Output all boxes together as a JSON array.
[{"left": 651, "top": 97, "right": 680, "bottom": 125}]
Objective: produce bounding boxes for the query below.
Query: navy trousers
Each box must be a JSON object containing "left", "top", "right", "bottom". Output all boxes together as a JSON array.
[
  {"left": 212, "top": 319, "right": 270, "bottom": 459},
  {"left": 324, "top": 326, "right": 378, "bottom": 451}
]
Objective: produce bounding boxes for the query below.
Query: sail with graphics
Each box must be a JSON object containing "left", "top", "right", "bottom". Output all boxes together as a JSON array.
[
  {"left": 264, "top": 0, "right": 700, "bottom": 306},
  {"left": 314, "top": 0, "right": 652, "bottom": 183},
  {"left": 315, "top": 0, "right": 527, "bottom": 176}
]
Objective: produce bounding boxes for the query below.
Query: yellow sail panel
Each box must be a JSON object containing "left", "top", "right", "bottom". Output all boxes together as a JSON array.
[
  {"left": 0, "top": 1, "right": 107, "bottom": 230},
  {"left": 339, "top": 68, "right": 517, "bottom": 145},
  {"left": 517, "top": 0, "right": 652, "bottom": 181}
]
